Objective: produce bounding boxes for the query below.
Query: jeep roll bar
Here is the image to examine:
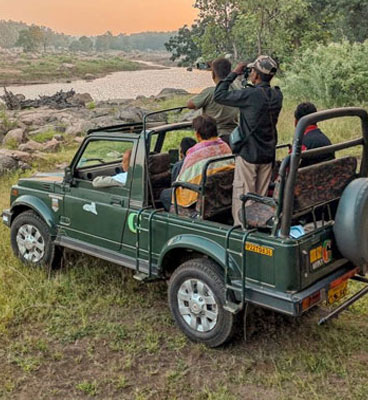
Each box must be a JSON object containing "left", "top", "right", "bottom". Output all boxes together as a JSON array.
[
  {"left": 280, "top": 107, "right": 368, "bottom": 238},
  {"left": 143, "top": 106, "right": 188, "bottom": 134}
]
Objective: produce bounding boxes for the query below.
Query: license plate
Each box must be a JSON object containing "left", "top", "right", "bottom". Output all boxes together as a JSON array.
[{"left": 328, "top": 280, "right": 348, "bottom": 304}]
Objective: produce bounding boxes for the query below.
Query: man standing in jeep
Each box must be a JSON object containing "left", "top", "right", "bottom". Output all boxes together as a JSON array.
[{"left": 214, "top": 55, "right": 283, "bottom": 225}]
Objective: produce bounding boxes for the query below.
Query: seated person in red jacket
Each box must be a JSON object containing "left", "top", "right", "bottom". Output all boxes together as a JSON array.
[{"left": 294, "top": 102, "right": 335, "bottom": 167}]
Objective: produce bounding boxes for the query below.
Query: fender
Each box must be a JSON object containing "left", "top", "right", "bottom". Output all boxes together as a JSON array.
[
  {"left": 11, "top": 195, "right": 58, "bottom": 235},
  {"left": 158, "top": 234, "right": 240, "bottom": 277}
]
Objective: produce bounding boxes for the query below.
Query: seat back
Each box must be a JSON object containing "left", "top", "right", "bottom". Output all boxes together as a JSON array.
[
  {"left": 148, "top": 153, "right": 171, "bottom": 201},
  {"left": 196, "top": 168, "right": 234, "bottom": 219},
  {"left": 292, "top": 156, "right": 357, "bottom": 213}
]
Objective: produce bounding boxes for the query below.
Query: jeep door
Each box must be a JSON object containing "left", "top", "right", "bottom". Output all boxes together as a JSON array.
[{"left": 61, "top": 139, "right": 135, "bottom": 252}]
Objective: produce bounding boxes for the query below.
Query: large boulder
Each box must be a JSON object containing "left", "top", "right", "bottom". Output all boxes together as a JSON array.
[
  {"left": 67, "top": 93, "right": 94, "bottom": 106},
  {"left": 0, "top": 154, "right": 18, "bottom": 174},
  {"left": 18, "top": 109, "right": 58, "bottom": 126},
  {"left": 84, "top": 73, "right": 96, "bottom": 81},
  {"left": 65, "top": 120, "right": 94, "bottom": 136},
  {"left": 43, "top": 138, "right": 61, "bottom": 152},
  {"left": 116, "top": 106, "right": 166, "bottom": 123},
  {"left": 18, "top": 140, "right": 44, "bottom": 153},
  {"left": 3, "top": 128, "right": 26, "bottom": 146},
  {"left": 0, "top": 148, "right": 33, "bottom": 163},
  {"left": 156, "top": 88, "right": 190, "bottom": 100}
]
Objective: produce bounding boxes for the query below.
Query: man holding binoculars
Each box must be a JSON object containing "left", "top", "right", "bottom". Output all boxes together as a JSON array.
[{"left": 214, "top": 55, "right": 283, "bottom": 226}]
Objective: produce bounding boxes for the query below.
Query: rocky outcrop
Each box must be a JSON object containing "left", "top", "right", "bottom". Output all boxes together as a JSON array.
[
  {"left": 2, "top": 128, "right": 26, "bottom": 146},
  {"left": 0, "top": 88, "right": 191, "bottom": 175},
  {"left": 156, "top": 88, "right": 190, "bottom": 100}
]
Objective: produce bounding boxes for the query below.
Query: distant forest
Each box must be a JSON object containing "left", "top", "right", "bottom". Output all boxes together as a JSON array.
[{"left": 0, "top": 20, "right": 174, "bottom": 51}]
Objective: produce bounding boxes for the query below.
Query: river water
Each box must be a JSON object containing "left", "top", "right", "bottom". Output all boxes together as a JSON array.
[{"left": 0, "top": 66, "right": 214, "bottom": 101}]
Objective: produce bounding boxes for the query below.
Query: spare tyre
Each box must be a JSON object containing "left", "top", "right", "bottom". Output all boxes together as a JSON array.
[{"left": 333, "top": 177, "right": 368, "bottom": 266}]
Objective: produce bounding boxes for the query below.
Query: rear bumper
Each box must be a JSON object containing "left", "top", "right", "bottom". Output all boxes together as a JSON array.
[
  {"left": 2, "top": 209, "right": 12, "bottom": 227},
  {"left": 239, "top": 264, "right": 358, "bottom": 316}
]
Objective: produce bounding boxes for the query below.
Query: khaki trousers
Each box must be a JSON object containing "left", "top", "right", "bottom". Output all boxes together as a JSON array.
[{"left": 232, "top": 157, "right": 272, "bottom": 226}]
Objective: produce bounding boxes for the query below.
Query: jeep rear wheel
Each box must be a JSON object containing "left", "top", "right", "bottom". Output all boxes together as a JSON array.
[
  {"left": 11, "top": 210, "right": 61, "bottom": 270},
  {"left": 168, "top": 258, "right": 237, "bottom": 347}
]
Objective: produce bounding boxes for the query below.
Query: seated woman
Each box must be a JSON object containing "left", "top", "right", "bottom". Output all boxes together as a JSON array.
[
  {"left": 174, "top": 114, "right": 233, "bottom": 210},
  {"left": 160, "top": 137, "right": 197, "bottom": 211}
]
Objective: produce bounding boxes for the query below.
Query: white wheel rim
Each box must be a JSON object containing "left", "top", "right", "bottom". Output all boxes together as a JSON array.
[
  {"left": 16, "top": 224, "right": 45, "bottom": 263},
  {"left": 177, "top": 278, "right": 218, "bottom": 332}
]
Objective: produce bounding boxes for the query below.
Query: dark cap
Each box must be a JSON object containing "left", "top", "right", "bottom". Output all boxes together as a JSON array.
[{"left": 248, "top": 55, "right": 278, "bottom": 76}]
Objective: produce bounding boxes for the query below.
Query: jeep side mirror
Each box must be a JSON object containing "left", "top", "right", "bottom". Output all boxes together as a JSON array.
[{"left": 64, "top": 166, "right": 73, "bottom": 184}]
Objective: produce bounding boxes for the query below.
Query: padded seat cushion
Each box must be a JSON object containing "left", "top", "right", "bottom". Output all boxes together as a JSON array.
[
  {"left": 243, "top": 202, "right": 276, "bottom": 228},
  {"left": 148, "top": 153, "right": 170, "bottom": 174},
  {"left": 196, "top": 168, "right": 234, "bottom": 218},
  {"left": 150, "top": 170, "right": 171, "bottom": 187},
  {"left": 293, "top": 156, "right": 357, "bottom": 211},
  {"left": 244, "top": 156, "right": 357, "bottom": 229}
]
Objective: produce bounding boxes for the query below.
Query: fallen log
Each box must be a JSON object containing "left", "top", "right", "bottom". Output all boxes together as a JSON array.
[{"left": 1, "top": 87, "right": 78, "bottom": 110}]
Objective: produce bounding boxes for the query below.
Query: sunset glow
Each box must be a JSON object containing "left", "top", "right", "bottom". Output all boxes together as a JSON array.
[{"left": 0, "top": 0, "right": 198, "bottom": 35}]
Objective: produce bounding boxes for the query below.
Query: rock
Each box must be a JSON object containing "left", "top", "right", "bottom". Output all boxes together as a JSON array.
[
  {"left": 84, "top": 73, "right": 96, "bottom": 80},
  {"left": 60, "top": 63, "right": 75, "bottom": 70},
  {"left": 0, "top": 149, "right": 33, "bottom": 162},
  {"left": 65, "top": 120, "right": 94, "bottom": 136},
  {"left": 18, "top": 140, "right": 43, "bottom": 153},
  {"left": 95, "top": 99, "right": 134, "bottom": 107},
  {"left": 56, "top": 162, "right": 69, "bottom": 170},
  {"left": 43, "top": 138, "right": 61, "bottom": 152},
  {"left": 156, "top": 88, "right": 190, "bottom": 100},
  {"left": 28, "top": 125, "right": 65, "bottom": 136},
  {"left": 15, "top": 94, "right": 26, "bottom": 102},
  {"left": 179, "top": 109, "right": 201, "bottom": 122},
  {"left": 53, "top": 134, "right": 64, "bottom": 142},
  {"left": 91, "top": 108, "right": 112, "bottom": 118},
  {"left": 73, "top": 137, "right": 84, "bottom": 144},
  {"left": 19, "top": 109, "right": 58, "bottom": 126},
  {"left": 3, "top": 128, "right": 26, "bottom": 146},
  {"left": 186, "top": 67, "right": 193, "bottom": 71},
  {"left": 91, "top": 116, "right": 120, "bottom": 127},
  {"left": 0, "top": 154, "right": 18, "bottom": 174},
  {"left": 67, "top": 93, "right": 94, "bottom": 106}
]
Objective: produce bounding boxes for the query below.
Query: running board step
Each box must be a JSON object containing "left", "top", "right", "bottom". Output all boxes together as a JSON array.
[
  {"left": 133, "top": 272, "right": 158, "bottom": 282},
  {"left": 223, "top": 301, "right": 243, "bottom": 314}
]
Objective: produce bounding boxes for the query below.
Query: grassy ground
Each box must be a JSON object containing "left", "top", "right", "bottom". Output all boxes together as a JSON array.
[
  {"left": 0, "top": 99, "right": 367, "bottom": 399},
  {"left": 0, "top": 53, "right": 161, "bottom": 85}
]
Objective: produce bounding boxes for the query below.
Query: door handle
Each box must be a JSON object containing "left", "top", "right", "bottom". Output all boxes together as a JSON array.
[{"left": 111, "top": 196, "right": 124, "bottom": 206}]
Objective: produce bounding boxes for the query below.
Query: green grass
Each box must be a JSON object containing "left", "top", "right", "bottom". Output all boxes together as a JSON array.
[
  {"left": 31, "top": 129, "right": 60, "bottom": 143},
  {"left": 0, "top": 99, "right": 367, "bottom": 399}
]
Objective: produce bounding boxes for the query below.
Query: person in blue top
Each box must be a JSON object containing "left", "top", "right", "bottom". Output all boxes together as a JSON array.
[{"left": 92, "top": 149, "right": 132, "bottom": 188}]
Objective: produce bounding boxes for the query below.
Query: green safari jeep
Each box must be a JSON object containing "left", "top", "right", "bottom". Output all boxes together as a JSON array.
[{"left": 3, "top": 106, "right": 368, "bottom": 347}]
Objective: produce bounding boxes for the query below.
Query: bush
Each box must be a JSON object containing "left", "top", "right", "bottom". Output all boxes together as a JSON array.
[{"left": 283, "top": 41, "right": 368, "bottom": 108}]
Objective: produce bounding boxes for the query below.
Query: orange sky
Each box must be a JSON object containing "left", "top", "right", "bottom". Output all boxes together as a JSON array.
[{"left": 0, "top": 0, "right": 198, "bottom": 35}]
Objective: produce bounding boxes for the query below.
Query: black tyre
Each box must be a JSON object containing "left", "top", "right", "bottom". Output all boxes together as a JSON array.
[
  {"left": 10, "top": 210, "right": 62, "bottom": 269},
  {"left": 334, "top": 178, "right": 368, "bottom": 267},
  {"left": 168, "top": 257, "right": 238, "bottom": 347}
]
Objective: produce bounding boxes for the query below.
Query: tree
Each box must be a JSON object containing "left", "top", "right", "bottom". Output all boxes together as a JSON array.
[
  {"left": 95, "top": 31, "right": 113, "bottom": 51},
  {"left": 165, "top": 23, "right": 205, "bottom": 66},
  {"left": 195, "top": 0, "right": 239, "bottom": 58},
  {"left": 16, "top": 26, "right": 44, "bottom": 52}
]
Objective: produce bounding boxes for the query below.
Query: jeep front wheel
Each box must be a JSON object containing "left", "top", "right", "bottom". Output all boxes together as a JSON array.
[
  {"left": 168, "top": 258, "right": 237, "bottom": 347},
  {"left": 10, "top": 210, "right": 61, "bottom": 269}
]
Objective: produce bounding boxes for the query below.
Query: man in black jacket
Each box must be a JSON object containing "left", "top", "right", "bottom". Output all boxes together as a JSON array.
[{"left": 214, "top": 55, "right": 283, "bottom": 225}]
